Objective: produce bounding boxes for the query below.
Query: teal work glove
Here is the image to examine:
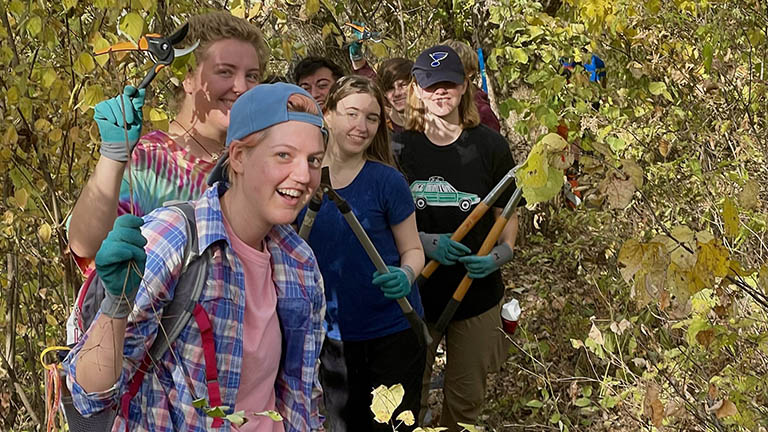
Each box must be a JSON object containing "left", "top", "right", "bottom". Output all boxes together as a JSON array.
[
  {"left": 94, "top": 85, "right": 146, "bottom": 162},
  {"left": 348, "top": 21, "right": 365, "bottom": 61},
  {"left": 419, "top": 232, "right": 471, "bottom": 265},
  {"left": 458, "top": 243, "right": 514, "bottom": 279},
  {"left": 95, "top": 214, "right": 147, "bottom": 318},
  {"left": 372, "top": 265, "right": 415, "bottom": 299}
]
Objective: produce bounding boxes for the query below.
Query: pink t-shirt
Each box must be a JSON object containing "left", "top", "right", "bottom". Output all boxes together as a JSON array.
[{"left": 223, "top": 217, "right": 285, "bottom": 432}]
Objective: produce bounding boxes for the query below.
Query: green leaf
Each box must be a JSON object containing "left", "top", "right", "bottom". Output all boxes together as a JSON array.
[
  {"left": 649, "top": 81, "right": 666, "bottom": 96},
  {"left": 549, "top": 412, "right": 561, "bottom": 423},
  {"left": 574, "top": 397, "right": 592, "bottom": 407},
  {"left": 120, "top": 12, "right": 145, "bottom": 42},
  {"left": 253, "top": 410, "right": 283, "bottom": 421},
  {"left": 511, "top": 48, "right": 528, "bottom": 64},
  {"left": 204, "top": 406, "right": 227, "bottom": 418},
  {"left": 225, "top": 411, "right": 246, "bottom": 426},
  {"left": 192, "top": 398, "right": 208, "bottom": 408},
  {"left": 702, "top": 42, "right": 713, "bottom": 73},
  {"left": 526, "top": 399, "right": 544, "bottom": 408},
  {"left": 81, "top": 85, "right": 104, "bottom": 112},
  {"left": 42, "top": 69, "right": 57, "bottom": 88}
]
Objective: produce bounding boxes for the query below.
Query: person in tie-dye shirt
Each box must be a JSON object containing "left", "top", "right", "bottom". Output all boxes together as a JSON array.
[{"left": 67, "top": 12, "right": 269, "bottom": 268}]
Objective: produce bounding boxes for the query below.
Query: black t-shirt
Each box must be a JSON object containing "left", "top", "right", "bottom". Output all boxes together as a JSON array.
[{"left": 394, "top": 125, "right": 519, "bottom": 322}]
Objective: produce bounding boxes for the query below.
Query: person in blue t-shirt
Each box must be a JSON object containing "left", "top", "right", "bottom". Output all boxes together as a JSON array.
[{"left": 297, "top": 75, "right": 425, "bottom": 431}]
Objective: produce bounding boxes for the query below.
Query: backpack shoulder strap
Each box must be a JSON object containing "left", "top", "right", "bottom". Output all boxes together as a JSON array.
[{"left": 147, "top": 201, "right": 210, "bottom": 362}]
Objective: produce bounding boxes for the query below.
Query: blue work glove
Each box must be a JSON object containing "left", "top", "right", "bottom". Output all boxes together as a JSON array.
[
  {"left": 348, "top": 21, "right": 365, "bottom": 61},
  {"left": 458, "top": 243, "right": 514, "bottom": 279},
  {"left": 419, "top": 232, "right": 471, "bottom": 265},
  {"left": 372, "top": 265, "right": 415, "bottom": 299},
  {"left": 94, "top": 85, "right": 146, "bottom": 162},
  {"left": 95, "top": 214, "right": 147, "bottom": 318}
]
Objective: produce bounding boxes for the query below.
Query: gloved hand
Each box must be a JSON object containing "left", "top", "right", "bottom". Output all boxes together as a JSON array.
[
  {"left": 372, "top": 265, "right": 415, "bottom": 299},
  {"left": 458, "top": 243, "right": 514, "bottom": 279},
  {"left": 419, "top": 232, "right": 471, "bottom": 265},
  {"left": 94, "top": 85, "right": 146, "bottom": 162},
  {"left": 95, "top": 214, "right": 147, "bottom": 318},
  {"left": 348, "top": 21, "right": 365, "bottom": 61}
]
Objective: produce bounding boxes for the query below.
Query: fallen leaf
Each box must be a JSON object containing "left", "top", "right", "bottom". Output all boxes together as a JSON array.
[
  {"left": 588, "top": 323, "right": 604, "bottom": 346},
  {"left": 643, "top": 383, "right": 665, "bottom": 428},
  {"left": 716, "top": 400, "right": 738, "bottom": 419}
]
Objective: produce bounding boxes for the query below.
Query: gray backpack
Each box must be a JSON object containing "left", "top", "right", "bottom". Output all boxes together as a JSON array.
[{"left": 62, "top": 201, "right": 216, "bottom": 431}]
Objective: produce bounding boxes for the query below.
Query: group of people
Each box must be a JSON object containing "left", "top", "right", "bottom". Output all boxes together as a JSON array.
[{"left": 62, "top": 11, "right": 520, "bottom": 432}]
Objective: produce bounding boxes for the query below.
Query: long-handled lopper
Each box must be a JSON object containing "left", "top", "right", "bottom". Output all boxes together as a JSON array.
[
  {"left": 300, "top": 167, "right": 432, "bottom": 347},
  {"left": 95, "top": 22, "right": 199, "bottom": 89},
  {"left": 434, "top": 187, "right": 524, "bottom": 333},
  {"left": 416, "top": 165, "right": 520, "bottom": 286}
]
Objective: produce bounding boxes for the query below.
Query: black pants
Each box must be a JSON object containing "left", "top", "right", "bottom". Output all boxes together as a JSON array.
[{"left": 346, "top": 328, "right": 426, "bottom": 431}]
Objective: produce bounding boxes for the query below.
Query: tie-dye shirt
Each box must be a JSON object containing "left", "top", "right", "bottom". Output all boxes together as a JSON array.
[{"left": 118, "top": 130, "right": 216, "bottom": 217}]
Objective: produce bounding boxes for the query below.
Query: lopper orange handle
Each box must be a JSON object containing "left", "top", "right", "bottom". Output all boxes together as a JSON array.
[{"left": 451, "top": 213, "right": 509, "bottom": 301}]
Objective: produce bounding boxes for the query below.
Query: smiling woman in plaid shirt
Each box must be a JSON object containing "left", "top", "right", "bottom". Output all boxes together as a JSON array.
[{"left": 63, "top": 84, "right": 327, "bottom": 432}]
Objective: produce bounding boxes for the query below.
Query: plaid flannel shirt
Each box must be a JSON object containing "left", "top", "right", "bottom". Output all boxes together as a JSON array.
[{"left": 64, "top": 184, "right": 326, "bottom": 431}]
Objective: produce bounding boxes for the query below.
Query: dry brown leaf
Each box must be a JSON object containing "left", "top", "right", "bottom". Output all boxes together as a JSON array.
[
  {"left": 658, "top": 139, "right": 670, "bottom": 157},
  {"left": 588, "top": 323, "right": 605, "bottom": 345},
  {"left": 708, "top": 384, "right": 717, "bottom": 400},
  {"left": 695, "top": 329, "right": 715, "bottom": 347},
  {"left": 716, "top": 400, "right": 738, "bottom": 419},
  {"left": 599, "top": 175, "right": 635, "bottom": 209},
  {"left": 643, "top": 383, "right": 665, "bottom": 428}
]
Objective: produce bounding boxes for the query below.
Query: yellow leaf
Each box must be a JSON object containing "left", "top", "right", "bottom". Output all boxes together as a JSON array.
[
  {"left": 82, "top": 85, "right": 104, "bottom": 111},
  {"left": 249, "top": 1, "right": 263, "bottom": 19},
  {"left": 253, "top": 410, "right": 283, "bottom": 421},
  {"left": 738, "top": 180, "right": 759, "bottom": 210},
  {"left": 621, "top": 159, "right": 644, "bottom": 189},
  {"left": 5, "top": 125, "right": 19, "bottom": 145},
  {"left": 658, "top": 139, "right": 670, "bottom": 156},
  {"left": 306, "top": 0, "right": 320, "bottom": 17},
  {"left": 27, "top": 16, "right": 42, "bottom": 36},
  {"left": 230, "top": 0, "right": 245, "bottom": 18},
  {"left": 34, "top": 119, "right": 51, "bottom": 133},
  {"left": 15, "top": 188, "right": 29, "bottom": 210},
  {"left": 457, "top": 423, "right": 481, "bottom": 432},
  {"left": 148, "top": 107, "right": 169, "bottom": 131},
  {"left": 91, "top": 33, "right": 111, "bottom": 67},
  {"left": 74, "top": 52, "right": 95, "bottom": 74},
  {"left": 722, "top": 198, "right": 739, "bottom": 239},
  {"left": 618, "top": 239, "right": 643, "bottom": 282},
  {"left": 49, "top": 128, "right": 63, "bottom": 142},
  {"left": 120, "top": 12, "right": 145, "bottom": 43},
  {"left": 45, "top": 314, "right": 58, "bottom": 326},
  {"left": 369, "top": 41, "right": 389, "bottom": 59},
  {"left": 7, "top": 86, "right": 19, "bottom": 104},
  {"left": 322, "top": 23, "right": 334, "bottom": 40},
  {"left": 38, "top": 223, "right": 52, "bottom": 243},
  {"left": 281, "top": 38, "right": 292, "bottom": 60},
  {"left": 716, "top": 400, "right": 738, "bottom": 419},
  {"left": 370, "top": 384, "right": 404, "bottom": 424},
  {"left": 396, "top": 410, "right": 415, "bottom": 426},
  {"left": 42, "top": 69, "right": 57, "bottom": 88}
]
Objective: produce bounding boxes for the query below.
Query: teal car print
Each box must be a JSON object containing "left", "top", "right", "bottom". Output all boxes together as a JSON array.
[{"left": 410, "top": 176, "right": 481, "bottom": 212}]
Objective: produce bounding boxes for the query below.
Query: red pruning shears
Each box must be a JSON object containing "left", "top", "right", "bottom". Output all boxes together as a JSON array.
[
  {"left": 344, "top": 22, "right": 382, "bottom": 43},
  {"left": 95, "top": 22, "right": 199, "bottom": 89}
]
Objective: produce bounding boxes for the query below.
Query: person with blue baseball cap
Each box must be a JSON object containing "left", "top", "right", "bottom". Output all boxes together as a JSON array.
[
  {"left": 64, "top": 83, "right": 328, "bottom": 432},
  {"left": 394, "top": 45, "right": 522, "bottom": 431}
]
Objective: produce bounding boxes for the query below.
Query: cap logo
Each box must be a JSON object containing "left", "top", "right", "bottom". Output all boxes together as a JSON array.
[{"left": 429, "top": 51, "right": 448, "bottom": 67}]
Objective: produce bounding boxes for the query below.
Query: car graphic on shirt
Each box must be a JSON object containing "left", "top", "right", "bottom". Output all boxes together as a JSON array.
[{"left": 410, "top": 177, "right": 481, "bottom": 212}]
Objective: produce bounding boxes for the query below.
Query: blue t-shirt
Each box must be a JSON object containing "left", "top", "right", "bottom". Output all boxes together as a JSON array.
[{"left": 297, "top": 161, "right": 423, "bottom": 341}]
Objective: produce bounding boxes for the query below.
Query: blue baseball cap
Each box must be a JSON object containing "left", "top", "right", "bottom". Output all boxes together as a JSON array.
[
  {"left": 412, "top": 45, "right": 465, "bottom": 88},
  {"left": 207, "top": 83, "right": 325, "bottom": 185}
]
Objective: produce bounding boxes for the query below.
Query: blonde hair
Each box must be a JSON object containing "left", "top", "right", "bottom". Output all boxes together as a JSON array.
[
  {"left": 182, "top": 12, "right": 269, "bottom": 74},
  {"left": 442, "top": 39, "right": 478, "bottom": 81},
  {"left": 225, "top": 93, "right": 321, "bottom": 183},
  {"left": 405, "top": 79, "right": 480, "bottom": 132},
  {"left": 324, "top": 76, "right": 396, "bottom": 167}
]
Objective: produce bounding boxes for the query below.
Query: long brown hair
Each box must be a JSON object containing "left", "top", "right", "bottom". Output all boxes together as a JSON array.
[
  {"left": 405, "top": 79, "right": 480, "bottom": 132},
  {"left": 324, "top": 76, "right": 395, "bottom": 167}
]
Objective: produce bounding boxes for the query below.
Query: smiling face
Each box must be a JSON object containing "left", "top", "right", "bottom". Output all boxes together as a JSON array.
[
  {"left": 228, "top": 121, "right": 325, "bottom": 229},
  {"left": 298, "top": 67, "right": 337, "bottom": 109},
  {"left": 416, "top": 80, "right": 467, "bottom": 118},
  {"left": 181, "top": 39, "right": 262, "bottom": 138},
  {"left": 385, "top": 79, "right": 409, "bottom": 114},
  {"left": 326, "top": 92, "right": 382, "bottom": 157}
]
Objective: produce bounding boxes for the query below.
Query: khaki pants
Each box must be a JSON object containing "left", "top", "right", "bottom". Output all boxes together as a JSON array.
[{"left": 420, "top": 300, "right": 510, "bottom": 432}]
